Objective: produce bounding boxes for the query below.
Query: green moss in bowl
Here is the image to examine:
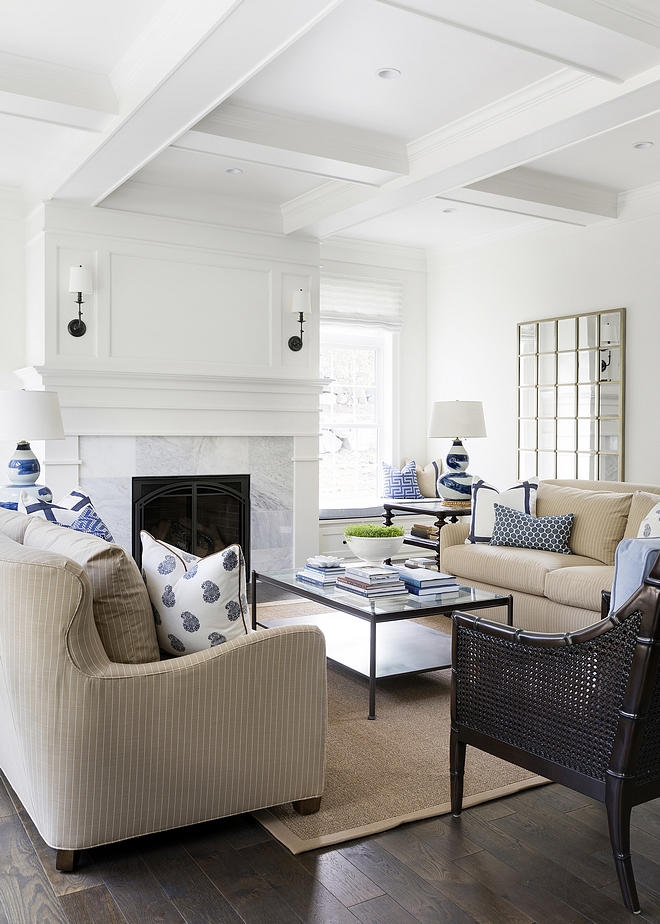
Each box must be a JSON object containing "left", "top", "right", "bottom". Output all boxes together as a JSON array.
[{"left": 343, "top": 524, "right": 405, "bottom": 538}]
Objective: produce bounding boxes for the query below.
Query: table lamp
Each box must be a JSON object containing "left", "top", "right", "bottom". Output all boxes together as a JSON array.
[
  {"left": 0, "top": 390, "right": 65, "bottom": 509},
  {"left": 428, "top": 400, "right": 486, "bottom": 507}
]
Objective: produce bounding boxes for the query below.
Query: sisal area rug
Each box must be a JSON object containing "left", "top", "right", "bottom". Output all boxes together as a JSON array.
[{"left": 252, "top": 600, "right": 547, "bottom": 854}]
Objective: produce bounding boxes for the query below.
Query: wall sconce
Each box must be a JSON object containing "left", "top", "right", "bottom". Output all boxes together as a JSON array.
[
  {"left": 68, "top": 265, "right": 93, "bottom": 337},
  {"left": 288, "top": 288, "right": 311, "bottom": 352}
]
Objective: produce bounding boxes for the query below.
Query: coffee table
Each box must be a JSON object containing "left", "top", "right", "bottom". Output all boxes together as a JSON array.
[{"left": 252, "top": 570, "right": 513, "bottom": 720}]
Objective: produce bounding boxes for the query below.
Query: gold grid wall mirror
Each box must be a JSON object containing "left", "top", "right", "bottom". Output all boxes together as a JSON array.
[{"left": 518, "top": 308, "right": 625, "bottom": 483}]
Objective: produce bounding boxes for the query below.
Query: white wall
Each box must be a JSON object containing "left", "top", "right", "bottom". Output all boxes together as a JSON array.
[
  {"left": 427, "top": 190, "right": 660, "bottom": 488},
  {"left": 0, "top": 204, "right": 26, "bottom": 473}
]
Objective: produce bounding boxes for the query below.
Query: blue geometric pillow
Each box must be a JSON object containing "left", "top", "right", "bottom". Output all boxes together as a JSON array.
[
  {"left": 382, "top": 460, "right": 422, "bottom": 499},
  {"left": 489, "top": 503, "right": 573, "bottom": 555},
  {"left": 18, "top": 490, "right": 114, "bottom": 541}
]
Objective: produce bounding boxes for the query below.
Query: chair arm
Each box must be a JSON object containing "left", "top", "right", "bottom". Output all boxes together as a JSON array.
[{"left": 440, "top": 522, "right": 469, "bottom": 558}]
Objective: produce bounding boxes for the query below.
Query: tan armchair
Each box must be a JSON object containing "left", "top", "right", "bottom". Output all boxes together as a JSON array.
[{"left": 0, "top": 534, "right": 326, "bottom": 871}]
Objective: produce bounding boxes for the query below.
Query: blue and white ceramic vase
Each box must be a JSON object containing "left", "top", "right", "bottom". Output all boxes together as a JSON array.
[{"left": 437, "top": 439, "right": 473, "bottom": 503}]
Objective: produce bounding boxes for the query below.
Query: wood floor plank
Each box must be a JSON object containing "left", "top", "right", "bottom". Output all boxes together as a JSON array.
[
  {"left": 600, "top": 879, "right": 660, "bottom": 923},
  {"left": 59, "top": 884, "right": 127, "bottom": 924},
  {"left": 0, "top": 813, "right": 69, "bottom": 924},
  {"left": 593, "top": 847, "right": 660, "bottom": 896},
  {"left": 181, "top": 826, "right": 305, "bottom": 924},
  {"left": 529, "top": 783, "right": 597, "bottom": 815},
  {"left": 407, "top": 816, "right": 483, "bottom": 862},
  {"left": 376, "top": 825, "right": 534, "bottom": 924},
  {"left": 240, "top": 840, "right": 361, "bottom": 924},
  {"left": 456, "top": 846, "right": 598, "bottom": 924},
  {"left": 297, "top": 850, "right": 385, "bottom": 907},
  {"left": 349, "top": 894, "right": 424, "bottom": 924},
  {"left": 216, "top": 813, "right": 273, "bottom": 850},
  {"left": 338, "top": 840, "right": 481, "bottom": 924},
  {"left": 442, "top": 809, "right": 634, "bottom": 924},
  {"left": 0, "top": 777, "right": 16, "bottom": 819},
  {"left": 139, "top": 835, "right": 246, "bottom": 924},
  {"left": 90, "top": 841, "right": 186, "bottom": 924}
]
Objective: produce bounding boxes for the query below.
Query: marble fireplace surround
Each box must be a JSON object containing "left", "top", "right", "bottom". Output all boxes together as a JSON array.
[{"left": 17, "top": 368, "right": 324, "bottom": 571}]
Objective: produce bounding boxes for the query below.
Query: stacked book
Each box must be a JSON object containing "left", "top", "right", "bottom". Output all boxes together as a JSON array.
[
  {"left": 296, "top": 555, "right": 345, "bottom": 586},
  {"left": 403, "top": 557, "right": 438, "bottom": 570},
  {"left": 397, "top": 567, "right": 461, "bottom": 598},
  {"left": 409, "top": 522, "right": 439, "bottom": 541},
  {"left": 335, "top": 564, "right": 408, "bottom": 598}
]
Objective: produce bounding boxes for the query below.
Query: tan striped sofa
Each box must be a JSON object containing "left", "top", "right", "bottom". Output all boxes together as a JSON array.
[
  {"left": 441, "top": 479, "right": 660, "bottom": 633},
  {"left": 0, "top": 508, "right": 327, "bottom": 871}
]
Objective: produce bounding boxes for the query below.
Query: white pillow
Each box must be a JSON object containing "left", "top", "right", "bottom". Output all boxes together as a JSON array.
[
  {"left": 405, "top": 458, "right": 444, "bottom": 498},
  {"left": 468, "top": 479, "right": 539, "bottom": 543},
  {"left": 141, "top": 531, "right": 250, "bottom": 656},
  {"left": 18, "top": 488, "right": 114, "bottom": 541},
  {"left": 637, "top": 503, "right": 660, "bottom": 539}
]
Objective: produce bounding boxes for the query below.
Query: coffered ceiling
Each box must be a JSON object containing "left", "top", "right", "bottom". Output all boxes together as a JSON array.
[{"left": 3, "top": 0, "right": 660, "bottom": 251}]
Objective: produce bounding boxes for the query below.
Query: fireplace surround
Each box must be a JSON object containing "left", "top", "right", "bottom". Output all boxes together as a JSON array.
[{"left": 132, "top": 474, "right": 250, "bottom": 571}]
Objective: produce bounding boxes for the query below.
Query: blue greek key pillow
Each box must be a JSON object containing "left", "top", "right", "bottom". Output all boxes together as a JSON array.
[
  {"left": 382, "top": 460, "right": 422, "bottom": 499},
  {"left": 489, "top": 503, "right": 574, "bottom": 555}
]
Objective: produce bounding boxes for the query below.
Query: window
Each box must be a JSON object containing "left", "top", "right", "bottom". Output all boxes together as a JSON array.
[
  {"left": 318, "top": 273, "right": 402, "bottom": 508},
  {"left": 319, "top": 325, "right": 393, "bottom": 507}
]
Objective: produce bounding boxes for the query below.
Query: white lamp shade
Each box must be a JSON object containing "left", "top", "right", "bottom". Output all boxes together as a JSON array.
[
  {"left": 428, "top": 400, "right": 487, "bottom": 438},
  {"left": 291, "top": 288, "right": 311, "bottom": 314},
  {"left": 0, "top": 390, "right": 65, "bottom": 441},
  {"left": 69, "top": 266, "right": 93, "bottom": 294}
]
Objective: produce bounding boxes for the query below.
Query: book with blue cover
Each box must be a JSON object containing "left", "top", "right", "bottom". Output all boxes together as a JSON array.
[{"left": 397, "top": 567, "right": 457, "bottom": 587}]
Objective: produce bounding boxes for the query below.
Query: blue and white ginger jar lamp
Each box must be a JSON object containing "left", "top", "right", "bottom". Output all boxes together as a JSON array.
[
  {"left": 427, "top": 400, "right": 487, "bottom": 507},
  {"left": 0, "top": 389, "right": 65, "bottom": 510}
]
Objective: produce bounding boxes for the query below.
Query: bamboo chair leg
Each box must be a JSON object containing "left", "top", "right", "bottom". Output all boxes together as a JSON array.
[
  {"left": 450, "top": 729, "right": 466, "bottom": 817},
  {"left": 606, "top": 782, "right": 640, "bottom": 914}
]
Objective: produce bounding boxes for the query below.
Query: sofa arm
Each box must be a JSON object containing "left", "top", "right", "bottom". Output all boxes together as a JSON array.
[{"left": 440, "top": 522, "right": 469, "bottom": 561}]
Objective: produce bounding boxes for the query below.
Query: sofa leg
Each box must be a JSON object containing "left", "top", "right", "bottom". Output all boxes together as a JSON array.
[
  {"left": 292, "top": 796, "right": 321, "bottom": 815},
  {"left": 56, "top": 849, "right": 80, "bottom": 872}
]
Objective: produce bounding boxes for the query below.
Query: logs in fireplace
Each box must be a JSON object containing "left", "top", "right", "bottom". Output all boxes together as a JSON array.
[{"left": 132, "top": 475, "right": 250, "bottom": 573}]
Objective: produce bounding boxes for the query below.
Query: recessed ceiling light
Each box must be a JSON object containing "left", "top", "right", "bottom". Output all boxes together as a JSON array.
[
  {"left": 632, "top": 142, "right": 654, "bottom": 150},
  {"left": 376, "top": 68, "right": 401, "bottom": 79},
  {"left": 225, "top": 167, "right": 243, "bottom": 174},
  {"left": 443, "top": 208, "right": 457, "bottom": 214}
]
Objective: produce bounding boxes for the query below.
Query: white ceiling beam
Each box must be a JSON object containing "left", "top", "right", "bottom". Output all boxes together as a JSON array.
[
  {"left": 373, "top": 0, "right": 660, "bottom": 82},
  {"left": 536, "top": 0, "right": 660, "bottom": 50},
  {"left": 282, "top": 68, "right": 660, "bottom": 237},
  {"left": 41, "top": 0, "right": 344, "bottom": 205},
  {"left": 173, "top": 104, "right": 408, "bottom": 186},
  {"left": 0, "top": 52, "right": 117, "bottom": 132},
  {"left": 438, "top": 166, "right": 618, "bottom": 225}
]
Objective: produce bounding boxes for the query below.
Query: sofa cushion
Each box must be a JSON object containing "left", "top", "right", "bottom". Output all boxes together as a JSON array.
[
  {"left": 544, "top": 565, "right": 613, "bottom": 611},
  {"left": 19, "top": 489, "right": 114, "bottom": 541},
  {"left": 141, "top": 531, "right": 250, "bottom": 656},
  {"left": 382, "top": 460, "right": 422, "bottom": 499},
  {"left": 23, "top": 517, "right": 159, "bottom": 664},
  {"left": 490, "top": 504, "right": 573, "bottom": 555},
  {"left": 468, "top": 479, "right": 538, "bottom": 543},
  {"left": 623, "top": 491, "right": 660, "bottom": 539},
  {"left": 442, "top": 541, "right": 602, "bottom": 597},
  {"left": 535, "top": 482, "right": 632, "bottom": 565},
  {"left": 0, "top": 507, "right": 30, "bottom": 543}
]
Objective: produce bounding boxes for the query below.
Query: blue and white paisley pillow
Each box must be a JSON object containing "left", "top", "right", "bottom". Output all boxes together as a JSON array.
[
  {"left": 637, "top": 505, "right": 660, "bottom": 539},
  {"left": 140, "top": 531, "right": 250, "bottom": 656},
  {"left": 18, "top": 488, "right": 114, "bottom": 541},
  {"left": 489, "top": 504, "right": 574, "bottom": 555},
  {"left": 382, "top": 460, "right": 422, "bottom": 499}
]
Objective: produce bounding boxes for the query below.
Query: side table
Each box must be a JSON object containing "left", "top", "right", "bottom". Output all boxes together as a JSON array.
[{"left": 382, "top": 499, "right": 470, "bottom": 570}]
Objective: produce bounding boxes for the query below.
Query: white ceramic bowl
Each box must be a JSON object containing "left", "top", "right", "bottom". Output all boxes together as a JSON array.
[{"left": 345, "top": 535, "right": 404, "bottom": 565}]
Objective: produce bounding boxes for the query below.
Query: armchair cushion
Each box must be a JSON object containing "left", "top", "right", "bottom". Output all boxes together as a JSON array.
[
  {"left": 610, "top": 537, "right": 660, "bottom": 614},
  {"left": 141, "top": 531, "right": 250, "bottom": 656},
  {"left": 23, "top": 517, "right": 159, "bottom": 664}
]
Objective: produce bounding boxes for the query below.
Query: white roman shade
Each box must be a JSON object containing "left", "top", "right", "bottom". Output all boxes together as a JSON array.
[{"left": 320, "top": 274, "right": 403, "bottom": 331}]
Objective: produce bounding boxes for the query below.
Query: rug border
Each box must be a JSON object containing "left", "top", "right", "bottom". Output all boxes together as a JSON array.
[{"left": 253, "top": 775, "right": 549, "bottom": 855}]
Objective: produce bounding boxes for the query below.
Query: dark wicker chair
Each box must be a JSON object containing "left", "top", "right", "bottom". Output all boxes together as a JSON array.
[{"left": 450, "top": 551, "right": 660, "bottom": 914}]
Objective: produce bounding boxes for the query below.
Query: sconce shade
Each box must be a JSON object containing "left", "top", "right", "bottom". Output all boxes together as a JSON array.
[
  {"left": 69, "top": 266, "right": 93, "bottom": 294},
  {"left": 428, "top": 401, "right": 487, "bottom": 439},
  {"left": 291, "top": 288, "right": 311, "bottom": 314},
  {"left": 0, "top": 390, "right": 65, "bottom": 441}
]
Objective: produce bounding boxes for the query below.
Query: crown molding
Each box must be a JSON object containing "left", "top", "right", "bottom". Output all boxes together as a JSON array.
[{"left": 320, "top": 236, "right": 427, "bottom": 273}]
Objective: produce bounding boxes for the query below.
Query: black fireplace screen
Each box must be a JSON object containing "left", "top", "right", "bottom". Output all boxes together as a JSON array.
[{"left": 132, "top": 475, "right": 250, "bottom": 572}]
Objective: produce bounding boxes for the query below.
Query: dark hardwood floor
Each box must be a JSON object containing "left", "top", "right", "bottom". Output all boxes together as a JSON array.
[{"left": 3, "top": 773, "right": 660, "bottom": 924}]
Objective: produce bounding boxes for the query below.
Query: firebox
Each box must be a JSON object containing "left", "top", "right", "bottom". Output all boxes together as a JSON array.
[{"left": 132, "top": 475, "right": 250, "bottom": 572}]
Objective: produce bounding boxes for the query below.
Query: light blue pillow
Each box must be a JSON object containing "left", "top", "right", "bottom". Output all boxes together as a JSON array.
[
  {"left": 489, "top": 503, "right": 573, "bottom": 555},
  {"left": 18, "top": 490, "right": 114, "bottom": 542},
  {"left": 382, "top": 460, "right": 422, "bottom": 499},
  {"left": 610, "top": 537, "right": 660, "bottom": 614}
]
